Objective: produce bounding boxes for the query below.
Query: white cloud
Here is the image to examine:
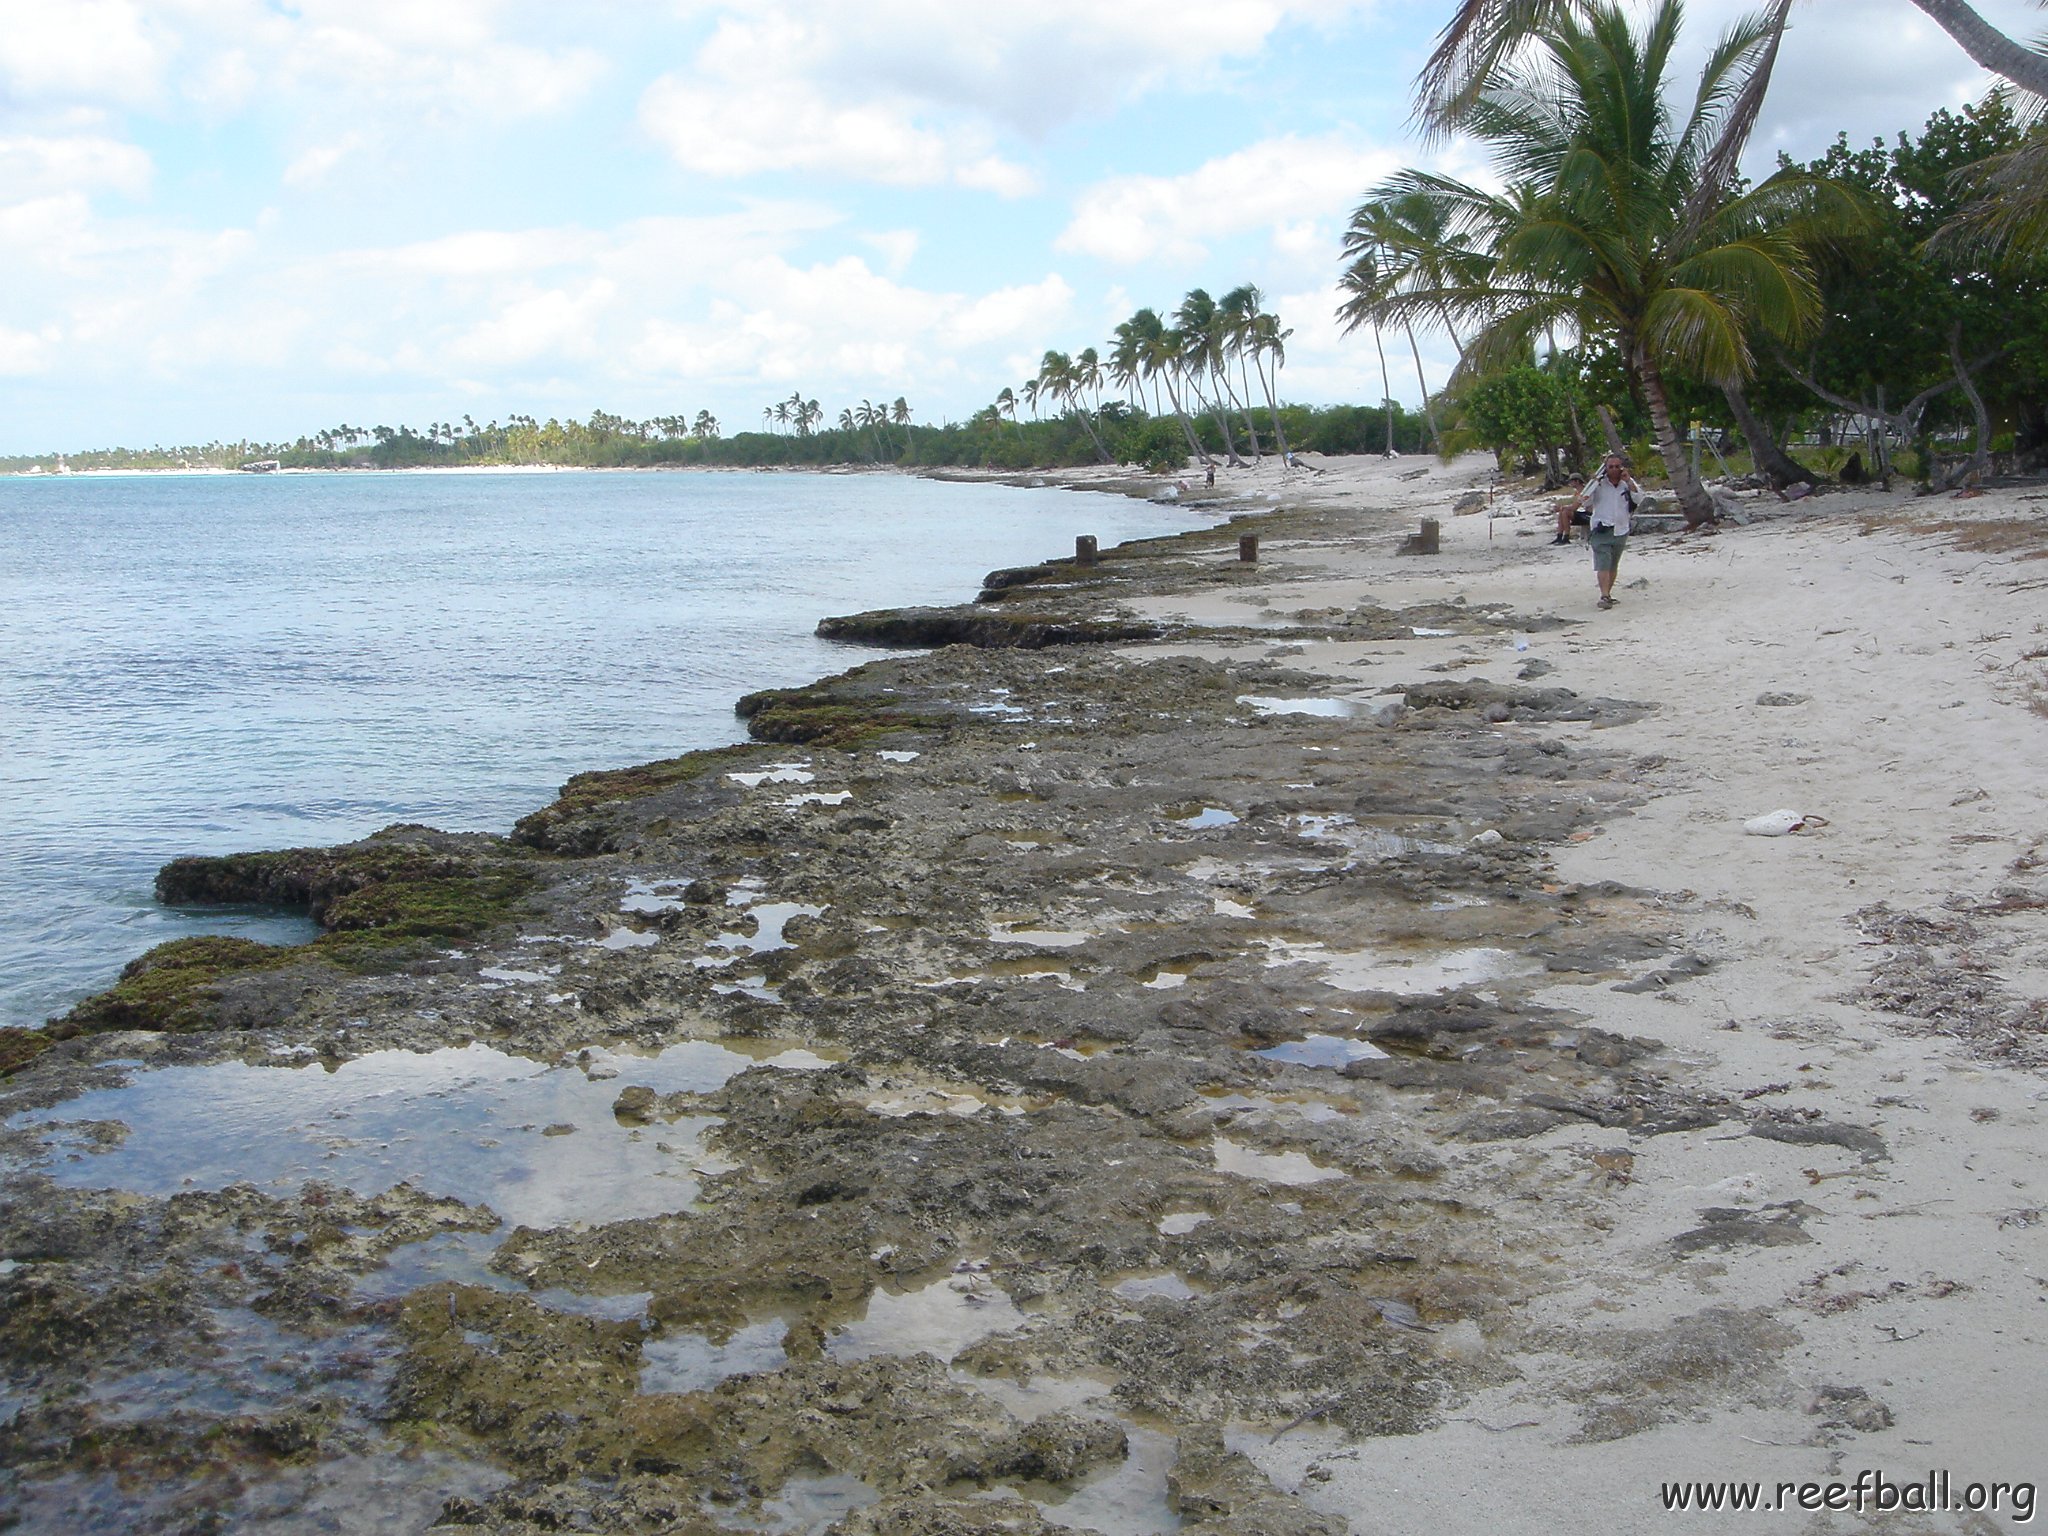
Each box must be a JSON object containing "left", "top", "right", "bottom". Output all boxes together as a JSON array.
[
  {"left": 640, "top": 58, "right": 1036, "bottom": 194},
  {"left": 282, "top": 134, "right": 364, "bottom": 187},
  {"left": 639, "top": 0, "right": 1374, "bottom": 193},
  {"left": 0, "top": 323, "right": 60, "bottom": 375},
  {"left": 1057, "top": 134, "right": 1407, "bottom": 265},
  {"left": 0, "top": 1, "right": 163, "bottom": 104},
  {"left": 0, "top": 135, "right": 152, "bottom": 199}
]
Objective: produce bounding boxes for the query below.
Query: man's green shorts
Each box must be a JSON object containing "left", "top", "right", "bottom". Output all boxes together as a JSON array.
[{"left": 1589, "top": 525, "right": 1628, "bottom": 573}]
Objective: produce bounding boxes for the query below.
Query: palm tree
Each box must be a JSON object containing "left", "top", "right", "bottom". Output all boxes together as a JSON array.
[
  {"left": 694, "top": 410, "right": 719, "bottom": 439},
  {"left": 1174, "top": 289, "right": 1246, "bottom": 465},
  {"left": 995, "top": 386, "right": 1021, "bottom": 439},
  {"left": 1363, "top": 0, "right": 1843, "bottom": 525},
  {"left": 1242, "top": 303, "right": 1295, "bottom": 460},
  {"left": 1420, "top": 0, "right": 2048, "bottom": 144},
  {"left": 1337, "top": 261, "right": 1401, "bottom": 454},
  {"left": 891, "top": 397, "right": 914, "bottom": 456},
  {"left": 1340, "top": 194, "right": 1485, "bottom": 452}
]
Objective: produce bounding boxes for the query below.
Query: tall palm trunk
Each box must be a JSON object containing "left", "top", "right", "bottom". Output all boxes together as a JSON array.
[
  {"left": 1403, "top": 322, "right": 1442, "bottom": 453},
  {"left": 1637, "top": 352, "right": 1719, "bottom": 527},
  {"left": 1256, "top": 357, "right": 1292, "bottom": 459},
  {"left": 1161, "top": 372, "right": 1211, "bottom": 465},
  {"left": 1908, "top": 0, "right": 2048, "bottom": 98},
  {"left": 1236, "top": 356, "right": 1264, "bottom": 458},
  {"left": 1373, "top": 326, "right": 1396, "bottom": 454},
  {"left": 1198, "top": 376, "right": 1247, "bottom": 466},
  {"left": 1720, "top": 379, "right": 1807, "bottom": 487}
]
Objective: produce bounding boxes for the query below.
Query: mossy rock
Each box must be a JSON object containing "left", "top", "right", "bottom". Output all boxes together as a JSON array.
[
  {"left": 156, "top": 825, "right": 540, "bottom": 923},
  {"left": 56, "top": 936, "right": 294, "bottom": 1037},
  {"left": 512, "top": 742, "right": 775, "bottom": 849},
  {"left": 814, "top": 605, "right": 1161, "bottom": 649},
  {"left": 36, "top": 831, "right": 548, "bottom": 1054}
]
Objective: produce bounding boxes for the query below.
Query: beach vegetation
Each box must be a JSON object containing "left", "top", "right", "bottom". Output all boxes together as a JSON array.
[{"left": 1353, "top": 0, "right": 1850, "bottom": 526}]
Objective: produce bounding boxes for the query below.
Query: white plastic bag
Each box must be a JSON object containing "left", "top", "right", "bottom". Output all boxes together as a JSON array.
[{"left": 1743, "top": 809, "right": 1828, "bottom": 836}]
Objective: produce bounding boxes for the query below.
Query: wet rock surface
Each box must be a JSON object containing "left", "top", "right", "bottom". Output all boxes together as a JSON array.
[{"left": 0, "top": 504, "right": 1754, "bottom": 1532}]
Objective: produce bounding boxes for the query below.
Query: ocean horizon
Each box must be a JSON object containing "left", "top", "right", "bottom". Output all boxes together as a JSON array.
[{"left": 0, "top": 469, "right": 1201, "bottom": 1030}]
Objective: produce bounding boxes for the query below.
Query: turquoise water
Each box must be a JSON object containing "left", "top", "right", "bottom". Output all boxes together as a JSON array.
[{"left": 0, "top": 469, "right": 1190, "bottom": 1029}]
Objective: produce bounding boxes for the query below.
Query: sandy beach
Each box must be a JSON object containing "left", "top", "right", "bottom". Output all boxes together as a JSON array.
[{"left": 2, "top": 452, "right": 2043, "bottom": 1532}]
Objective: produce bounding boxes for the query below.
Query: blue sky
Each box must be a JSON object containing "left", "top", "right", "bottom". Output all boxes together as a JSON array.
[{"left": 0, "top": 0, "right": 2029, "bottom": 452}]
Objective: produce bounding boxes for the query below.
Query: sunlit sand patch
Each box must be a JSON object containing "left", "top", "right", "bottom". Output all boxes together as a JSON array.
[{"left": 1211, "top": 1136, "right": 1342, "bottom": 1186}]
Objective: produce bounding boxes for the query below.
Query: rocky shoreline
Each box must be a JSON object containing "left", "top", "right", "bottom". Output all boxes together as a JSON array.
[{"left": 3, "top": 455, "right": 2044, "bottom": 1533}]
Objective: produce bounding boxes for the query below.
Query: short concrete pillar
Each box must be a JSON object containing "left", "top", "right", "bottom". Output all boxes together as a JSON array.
[
  {"left": 1076, "top": 534, "right": 1098, "bottom": 565},
  {"left": 1398, "top": 517, "right": 1441, "bottom": 556},
  {"left": 1238, "top": 534, "right": 1259, "bottom": 563}
]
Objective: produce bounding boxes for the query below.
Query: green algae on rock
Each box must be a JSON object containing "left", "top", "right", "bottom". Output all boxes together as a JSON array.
[{"left": 35, "top": 826, "right": 548, "bottom": 1055}]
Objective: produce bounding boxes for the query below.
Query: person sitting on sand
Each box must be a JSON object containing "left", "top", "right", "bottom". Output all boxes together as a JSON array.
[
  {"left": 1575, "top": 454, "right": 1639, "bottom": 609},
  {"left": 1551, "top": 474, "right": 1587, "bottom": 544}
]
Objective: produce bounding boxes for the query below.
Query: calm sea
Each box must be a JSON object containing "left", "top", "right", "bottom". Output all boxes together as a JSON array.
[{"left": 0, "top": 469, "right": 1193, "bottom": 1030}]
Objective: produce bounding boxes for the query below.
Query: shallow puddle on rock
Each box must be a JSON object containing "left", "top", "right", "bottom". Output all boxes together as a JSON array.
[
  {"left": 640, "top": 1318, "right": 788, "bottom": 1394},
  {"left": 1211, "top": 1136, "right": 1342, "bottom": 1186},
  {"left": 727, "top": 763, "right": 814, "bottom": 787},
  {"left": 1212, "top": 896, "right": 1256, "bottom": 918},
  {"left": 1238, "top": 695, "right": 1358, "bottom": 718},
  {"left": 10, "top": 1040, "right": 808, "bottom": 1229},
  {"left": 751, "top": 1472, "right": 878, "bottom": 1534},
  {"left": 11, "top": 1449, "right": 512, "bottom": 1536},
  {"left": 702, "top": 902, "right": 824, "bottom": 958},
  {"left": 1254, "top": 1034, "right": 1390, "bottom": 1068},
  {"left": 826, "top": 1270, "right": 1026, "bottom": 1363},
  {"left": 951, "top": 1367, "right": 1115, "bottom": 1419},
  {"left": 1172, "top": 806, "right": 1239, "bottom": 829},
  {"left": 863, "top": 1084, "right": 1022, "bottom": 1119},
  {"left": 875, "top": 749, "right": 921, "bottom": 762},
  {"left": 782, "top": 790, "right": 852, "bottom": 808},
  {"left": 996, "top": 1423, "right": 1184, "bottom": 1536},
  {"left": 1289, "top": 813, "right": 1458, "bottom": 861},
  {"left": 477, "top": 963, "right": 556, "bottom": 984},
  {"left": 1141, "top": 972, "right": 1189, "bottom": 990},
  {"left": 598, "top": 926, "right": 660, "bottom": 950},
  {"left": 1313, "top": 944, "right": 1536, "bottom": 996},
  {"left": 620, "top": 878, "right": 690, "bottom": 914},
  {"left": 990, "top": 926, "right": 1092, "bottom": 948},
  {"left": 1204, "top": 1091, "right": 1351, "bottom": 1127},
  {"left": 1156, "top": 1211, "right": 1211, "bottom": 1236},
  {"left": 1111, "top": 1270, "right": 1203, "bottom": 1302}
]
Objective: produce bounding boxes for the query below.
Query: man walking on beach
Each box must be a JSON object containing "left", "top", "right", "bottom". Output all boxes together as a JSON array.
[{"left": 1576, "top": 454, "right": 1639, "bottom": 610}]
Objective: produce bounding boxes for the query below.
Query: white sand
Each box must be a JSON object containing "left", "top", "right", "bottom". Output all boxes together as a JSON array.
[{"left": 1093, "top": 451, "right": 2048, "bottom": 1531}]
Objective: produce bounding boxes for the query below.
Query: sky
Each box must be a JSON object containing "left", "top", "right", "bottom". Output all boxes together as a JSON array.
[{"left": 0, "top": 0, "right": 2034, "bottom": 452}]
